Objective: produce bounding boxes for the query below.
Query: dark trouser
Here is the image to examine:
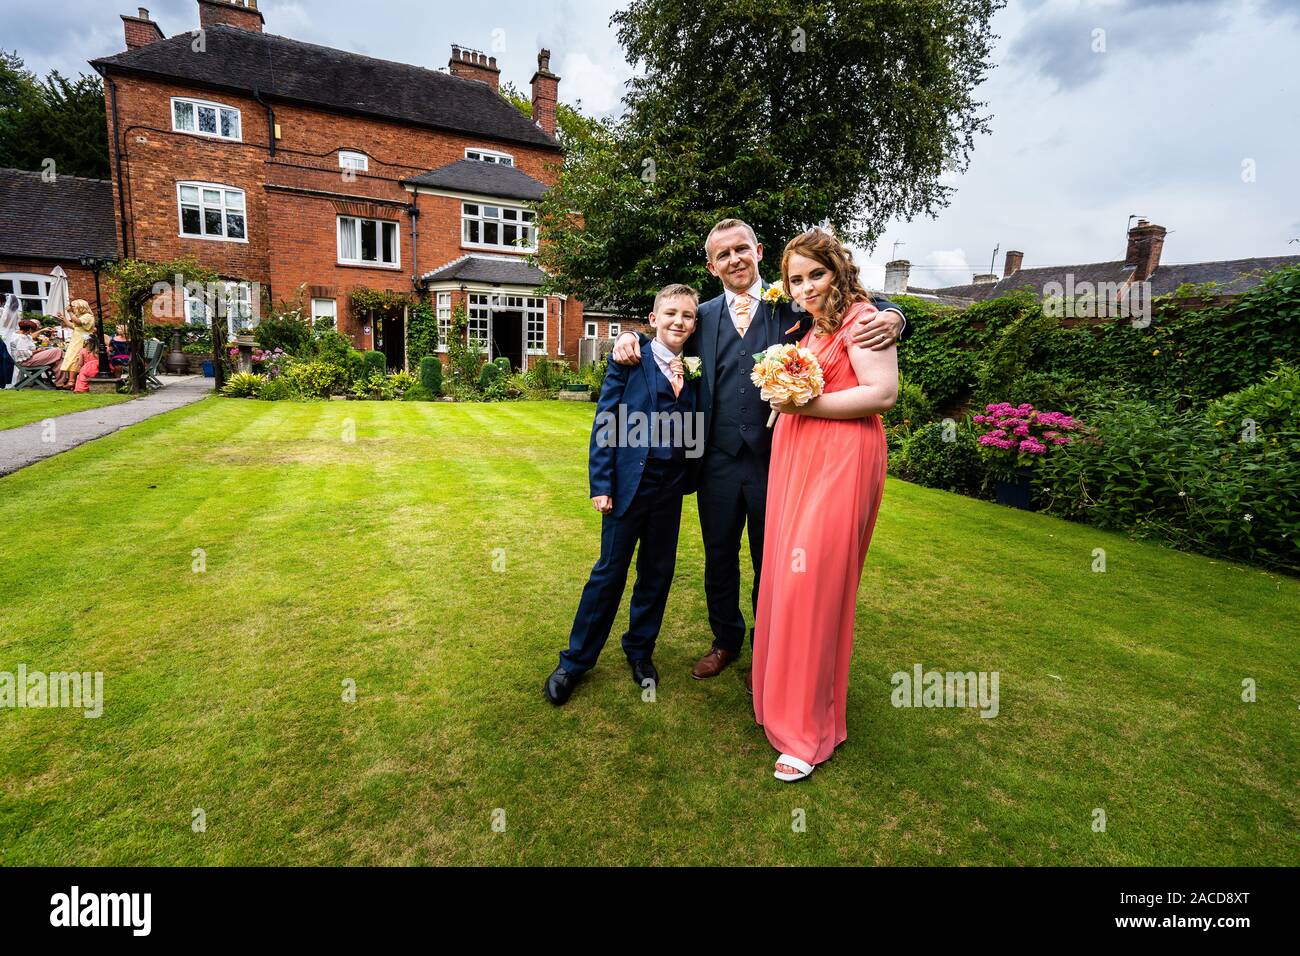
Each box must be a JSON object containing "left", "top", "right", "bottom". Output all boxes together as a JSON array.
[
  {"left": 559, "top": 458, "right": 686, "bottom": 675},
  {"left": 695, "top": 441, "right": 768, "bottom": 654}
]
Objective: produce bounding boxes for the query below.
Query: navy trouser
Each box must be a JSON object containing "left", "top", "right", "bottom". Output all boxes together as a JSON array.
[
  {"left": 559, "top": 457, "right": 686, "bottom": 675},
  {"left": 695, "top": 442, "right": 768, "bottom": 654}
]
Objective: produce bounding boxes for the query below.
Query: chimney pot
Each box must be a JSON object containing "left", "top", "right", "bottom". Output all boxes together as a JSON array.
[
  {"left": 884, "top": 259, "right": 911, "bottom": 295},
  {"left": 138, "top": 6, "right": 148, "bottom": 18}
]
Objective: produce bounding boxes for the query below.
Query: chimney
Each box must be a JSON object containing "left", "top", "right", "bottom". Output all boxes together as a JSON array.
[
  {"left": 1124, "top": 219, "right": 1167, "bottom": 282},
  {"left": 884, "top": 259, "right": 910, "bottom": 295},
  {"left": 530, "top": 48, "right": 560, "bottom": 138},
  {"left": 1003, "top": 250, "right": 1023, "bottom": 277},
  {"left": 449, "top": 46, "right": 501, "bottom": 91},
  {"left": 972, "top": 273, "right": 1000, "bottom": 285},
  {"left": 122, "top": 8, "right": 164, "bottom": 49},
  {"left": 197, "top": 0, "right": 264, "bottom": 34}
]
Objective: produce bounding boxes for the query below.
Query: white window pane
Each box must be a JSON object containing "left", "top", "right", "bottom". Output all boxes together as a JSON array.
[
  {"left": 203, "top": 188, "right": 221, "bottom": 204},
  {"left": 220, "top": 109, "right": 239, "bottom": 139},
  {"left": 339, "top": 218, "right": 358, "bottom": 260},
  {"left": 179, "top": 185, "right": 199, "bottom": 203},
  {"left": 225, "top": 190, "right": 243, "bottom": 210},
  {"left": 174, "top": 101, "right": 194, "bottom": 130},
  {"left": 463, "top": 203, "right": 478, "bottom": 216},
  {"left": 197, "top": 106, "right": 217, "bottom": 134}
]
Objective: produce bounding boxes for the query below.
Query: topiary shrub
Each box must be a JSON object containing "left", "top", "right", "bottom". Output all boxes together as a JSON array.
[
  {"left": 895, "top": 421, "right": 987, "bottom": 497},
  {"left": 478, "top": 360, "right": 505, "bottom": 391},
  {"left": 418, "top": 355, "right": 443, "bottom": 395},
  {"left": 363, "top": 350, "right": 386, "bottom": 379}
]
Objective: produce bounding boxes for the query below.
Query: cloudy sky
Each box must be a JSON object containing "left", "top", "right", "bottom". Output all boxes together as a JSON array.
[{"left": 6, "top": 0, "right": 1297, "bottom": 289}]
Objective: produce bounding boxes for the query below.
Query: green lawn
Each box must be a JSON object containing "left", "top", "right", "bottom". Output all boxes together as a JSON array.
[
  {"left": 1, "top": 397, "right": 1296, "bottom": 865},
  {"left": 0, "top": 389, "right": 132, "bottom": 431}
]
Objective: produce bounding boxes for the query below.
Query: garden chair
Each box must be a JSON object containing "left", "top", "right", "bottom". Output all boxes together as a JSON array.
[{"left": 144, "top": 338, "right": 164, "bottom": 389}]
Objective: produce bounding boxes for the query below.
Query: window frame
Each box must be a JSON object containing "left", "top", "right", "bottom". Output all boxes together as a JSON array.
[
  {"left": 464, "top": 147, "right": 514, "bottom": 166},
  {"left": 0, "top": 273, "right": 53, "bottom": 314},
  {"left": 460, "top": 201, "right": 537, "bottom": 253},
  {"left": 435, "top": 292, "right": 452, "bottom": 352},
  {"left": 336, "top": 215, "right": 401, "bottom": 268},
  {"left": 584, "top": 320, "right": 597, "bottom": 338},
  {"left": 171, "top": 96, "right": 242, "bottom": 142},
  {"left": 176, "top": 181, "right": 248, "bottom": 243},
  {"left": 185, "top": 281, "right": 254, "bottom": 337},
  {"left": 338, "top": 150, "right": 369, "bottom": 172},
  {"left": 608, "top": 323, "right": 620, "bottom": 338},
  {"left": 311, "top": 298, "right": 337, "bottom": 328}
]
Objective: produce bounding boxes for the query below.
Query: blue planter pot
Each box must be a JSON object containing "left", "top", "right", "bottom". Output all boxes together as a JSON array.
[
  {"left": 995, "top": 467, "right": 1039, "bottom": 511},
  {"left": 202, "top": 361, "right": 214, "bottom": 378}
]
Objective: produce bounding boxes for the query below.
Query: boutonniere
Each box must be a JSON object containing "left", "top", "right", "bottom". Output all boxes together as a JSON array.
[
  {"left": 682, "top": 356, "right": 702, "bottom": 380},
  {"left": 763, "top": 284, "right": 803, "bottom": 335}
]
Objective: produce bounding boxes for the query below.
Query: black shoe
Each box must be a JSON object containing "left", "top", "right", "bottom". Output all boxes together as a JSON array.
[
  {"left": 630, "top": 658, "right": 659, "bottom": 689},
  {"left": 544, "top": 666, "right": 581, "bottom": 706}
]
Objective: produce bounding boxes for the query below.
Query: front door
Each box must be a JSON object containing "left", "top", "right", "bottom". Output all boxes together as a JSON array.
[
  {"left": 374, "top": 309, "right": 405, "bottom": 372},
  {"left": 491, "top": 310, "right": 523, "bottom": 372}
]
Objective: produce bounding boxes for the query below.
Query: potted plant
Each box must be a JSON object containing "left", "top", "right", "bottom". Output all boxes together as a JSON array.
[
  {"left": 972, "top": 402, "right": 1084, "bottom": 510},
  {"left": 182, "top": 340, "right": 214, "bottom": 374}
]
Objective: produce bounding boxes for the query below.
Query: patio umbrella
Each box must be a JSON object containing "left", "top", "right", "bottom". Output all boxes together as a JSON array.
[{"left": 46, "top": 265, "right": 69, "bottom": 342}]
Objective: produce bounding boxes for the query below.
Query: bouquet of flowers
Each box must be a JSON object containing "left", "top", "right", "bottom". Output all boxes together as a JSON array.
[{"left": 750, "top": 343, "right": 824, "bottom": 427}]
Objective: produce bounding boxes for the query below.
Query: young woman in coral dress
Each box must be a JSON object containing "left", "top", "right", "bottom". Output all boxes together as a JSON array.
[{"left": 752, "top": 227, "right": 899, "bottom": 782}]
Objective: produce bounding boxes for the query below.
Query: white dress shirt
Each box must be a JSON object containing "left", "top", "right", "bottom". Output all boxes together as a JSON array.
[{"left": 648, "top": 338, "right": 683, "bottom": 384}]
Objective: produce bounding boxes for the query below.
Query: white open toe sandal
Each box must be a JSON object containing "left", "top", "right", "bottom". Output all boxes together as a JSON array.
[{"left": 773, "top": 753, "right": 814, "bottom": 782}]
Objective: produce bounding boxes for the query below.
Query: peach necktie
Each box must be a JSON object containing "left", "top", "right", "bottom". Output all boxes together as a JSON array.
[
  {"left": 669, "top": 357, "right": 684, "bottom": 397},
  {"left": 732, "top": 293, "right": 752, "bottom": 335}
]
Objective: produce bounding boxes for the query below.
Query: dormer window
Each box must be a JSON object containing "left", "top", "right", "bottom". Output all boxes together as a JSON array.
[
  {"left": 339, "top": 151, "right": 369, "bottom": 172},
  {"left": 172, "top": 97, "right": 241, "bottom": 141},
  {"left": 465, "top": 147, "right": 513, "bottom": 167}
]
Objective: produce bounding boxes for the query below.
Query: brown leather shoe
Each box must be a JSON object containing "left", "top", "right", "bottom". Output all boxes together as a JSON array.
[
  {"left": 743, "top": 667, "right": 753, "bottom": 696},
  {"left": 691, "top": 647, "right": 738, "bottom": 680}
]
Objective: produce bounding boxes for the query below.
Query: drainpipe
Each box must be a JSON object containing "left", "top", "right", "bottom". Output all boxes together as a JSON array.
[
  {"left": 253, "top": 88, "right": 275, "bottom": 156},
  {"left": 408, "top": 197, "right": 421, "bottom": 294},
  {"left": 106, "top": 75, "right": 130, "bottom": 257}
]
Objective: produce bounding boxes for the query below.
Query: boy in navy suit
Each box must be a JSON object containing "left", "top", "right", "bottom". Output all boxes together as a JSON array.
[{"left": 544, "top": 284, "right": 703, "bottom": 705}]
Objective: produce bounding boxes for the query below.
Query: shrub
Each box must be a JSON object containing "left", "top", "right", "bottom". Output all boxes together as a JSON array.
[
  {"left": 406, "top": 301, "right": 438, "bottom": 368},
  {"left": 401, "top": 384, "right": 435, "bottom": 401},
  {"left": 971, "top": 402, "right": 1085, "bottom": 479},
  {"left": 1035, "top": 399, "right": 1300, "bottom": 573},
  {"left": 285, "top": 361, "right": 344, "bottom": 398},
  {"left": 418, "top": 355, "right": 443, "bottom": 395},
  {"left": 257, "top": 377, "right": 292, "bottom": 401},
  {"left": 1205, "top": 363, "right": 1300, "bottom": 440},
  {"left": 478, "top": 360, "right": 505, "bottom": 392},
  {"left": 220, "top": 372, "right": 265, "bottom": 398},
  {"left": 363, "top": 350, "right": 387, "bottom": 379},
  {"left": 314, "top": 330, "right": 353, "bottom": 365},
  {"left": 882, "top": 376, "right": 936, "bottom": 435},
  {"left": 577, "top": 359, "right": 607, "bottom": 391},
  {"left": 523, "top": 357, "right": 572, "bottom": 395},
  {"left": 386, "top": 370, "right": 418, "bottom": 398},
  {"left": 895, "top": 421, "right": 987, "bottom": 497},
  {"left": 252, "top": 312, "right": 313, "bottom": 356}
]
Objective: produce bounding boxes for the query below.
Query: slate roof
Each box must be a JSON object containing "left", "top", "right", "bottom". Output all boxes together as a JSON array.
[
  {"left": 927, "top": 256, "right": 1300, "bottom": 303},
  {"left": 420, "top": 255, "right": 547, "bottom": 285},
  {"left": 91, "top": 24, "right": 559, "bottom": 151},
  {"left": 0, "top": 167, "right": 117, "bottom": 261},
  {"left": 403, "top": 159, "right": 549, "bottom": 200}
]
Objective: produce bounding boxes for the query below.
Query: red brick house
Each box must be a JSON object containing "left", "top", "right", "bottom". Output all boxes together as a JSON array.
[{"left": 91, "top": 0, "right": 638, "bottom": 370}]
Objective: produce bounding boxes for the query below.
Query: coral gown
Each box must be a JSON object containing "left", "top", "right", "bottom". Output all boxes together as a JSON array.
[{"left": 752, "top": 300, "right": 889, "bottom": 766}]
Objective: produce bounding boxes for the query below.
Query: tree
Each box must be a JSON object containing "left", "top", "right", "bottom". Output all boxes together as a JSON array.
[
  {"left": 0, "top": 50, "right": 109, "bottom": 179},
  {"left": 530, "top": 0, "right": 1004, "bottom": 315}
]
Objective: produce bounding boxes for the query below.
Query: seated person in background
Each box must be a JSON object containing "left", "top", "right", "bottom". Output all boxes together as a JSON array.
[
  {"left": 109, "top": 324, "right": 131, "bottom": 373},
  {"left": 73, "top": 338, "right": 104, "bottom": 393},
  {"left": 9, "top": 319, "right": 64, "bottom": 378}
]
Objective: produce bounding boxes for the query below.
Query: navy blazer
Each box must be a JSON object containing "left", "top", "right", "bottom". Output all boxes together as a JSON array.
[
  {"left": 636, "top": 284, "right": 908, "bottom": 460},
  {"left": 588, "top": 344, "right": 700, "bottom": 518}
]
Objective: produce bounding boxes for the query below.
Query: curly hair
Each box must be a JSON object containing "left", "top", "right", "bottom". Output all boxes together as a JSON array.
[{"left": 779, "top": 227, "right": 874, "bottom": 337}]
